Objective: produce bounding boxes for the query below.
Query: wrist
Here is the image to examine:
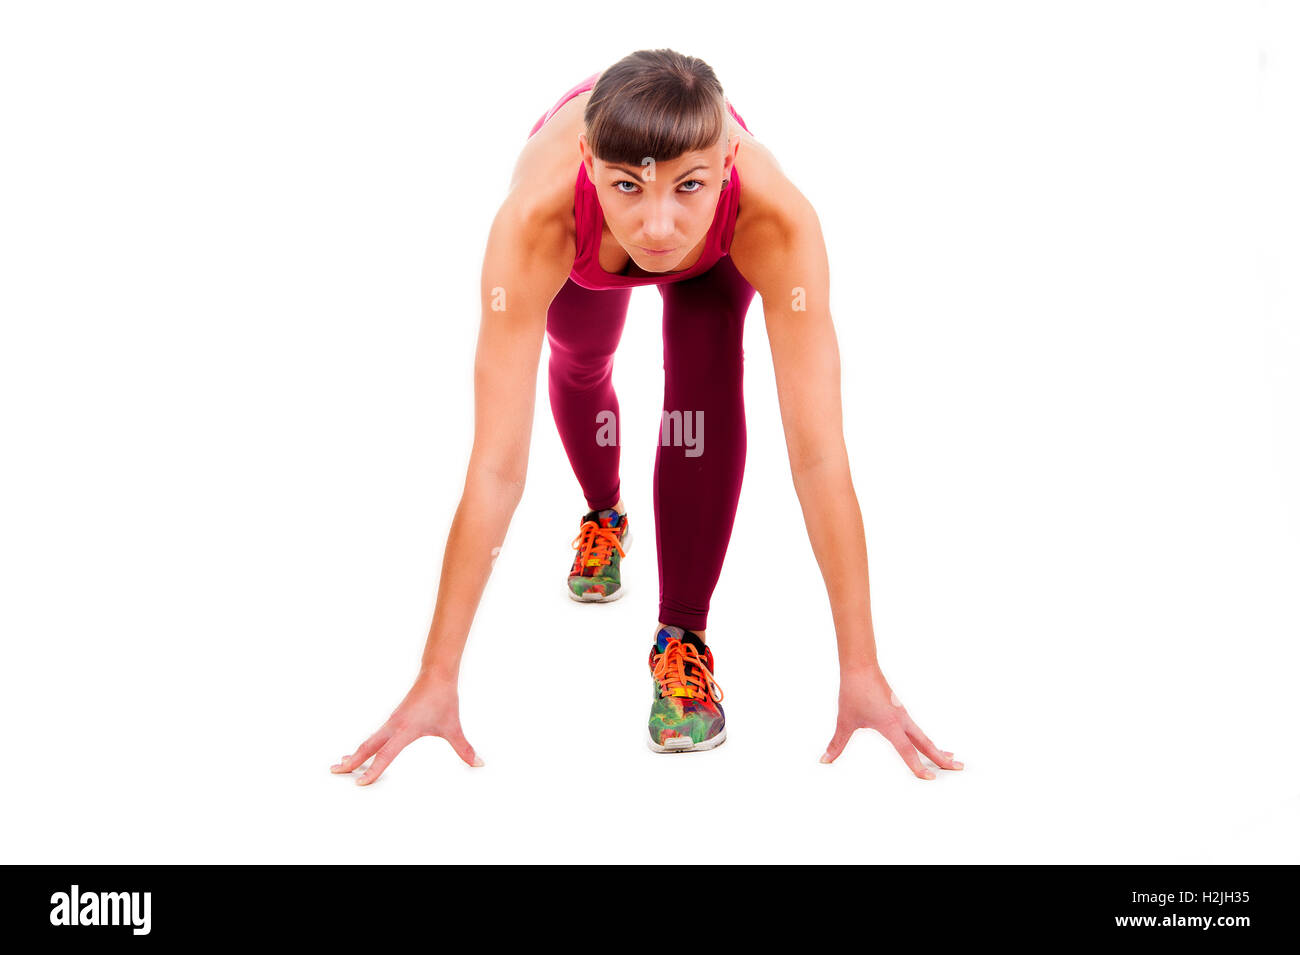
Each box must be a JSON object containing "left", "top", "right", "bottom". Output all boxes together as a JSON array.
[
  {"left": 417, "top": 662, "right": 459, "bottom": 687},
  {"left": 839, "top": 656, "right": 880, "bottom": 677}
]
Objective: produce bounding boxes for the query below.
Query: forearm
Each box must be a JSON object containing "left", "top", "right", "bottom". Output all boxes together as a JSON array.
[
  {"left": 417, "top": 467, "right": 524, "bottom": 683},
  {"left": 789, "top": 451, "right": 879, "bottom": 673}
]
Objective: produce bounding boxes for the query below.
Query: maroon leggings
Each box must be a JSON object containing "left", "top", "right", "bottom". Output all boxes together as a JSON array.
[{"left": 546, "top": 255, "right": 757, "bottom": 632}]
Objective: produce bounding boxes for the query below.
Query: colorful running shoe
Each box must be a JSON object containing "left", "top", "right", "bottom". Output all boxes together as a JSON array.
[
  {"left": 567, "top": 506, "right": 631, "bottom": 602},
  {"left": 647, "top": 625, "right": 726, "bottom": 753}
]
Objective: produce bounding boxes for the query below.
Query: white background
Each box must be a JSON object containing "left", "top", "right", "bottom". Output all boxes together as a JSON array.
[{"left": 2, "top": 1, "right": 1296, "bottom": 864}]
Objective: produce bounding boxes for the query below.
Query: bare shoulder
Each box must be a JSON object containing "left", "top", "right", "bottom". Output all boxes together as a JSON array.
[
  {"left": 479, "top": 95, "right": 593, "bottom": 288},
  {"left": 507, "top": 94, "right": 589, "bottom": 226},
  {"left": 730, "top": 132, "right": 824, "bottom": 298},
  {"left": 478, "top": 176, "right": 568, "bottom": 307},
  {"left": 477, "top": 106, "right": 590, "bottom": 308}
]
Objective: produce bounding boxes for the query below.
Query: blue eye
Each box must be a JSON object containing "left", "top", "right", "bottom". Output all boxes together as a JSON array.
[{"left": 612, "top": 179, "right": 708, "bottom": 194}]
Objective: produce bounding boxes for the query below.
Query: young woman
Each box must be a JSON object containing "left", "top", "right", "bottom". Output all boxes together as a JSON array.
[{"left": 331, "top": 49, "right": 963, "bottom": 781}]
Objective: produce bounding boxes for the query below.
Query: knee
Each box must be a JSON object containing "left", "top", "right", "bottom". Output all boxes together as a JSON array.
[{"left": 550, "top": 351, "right": 615, "bottom": 392}]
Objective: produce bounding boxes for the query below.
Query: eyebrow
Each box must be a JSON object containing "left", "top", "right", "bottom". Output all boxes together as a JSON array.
[{"left": 607, "top": 163, "right": 710, "bottom": 184}]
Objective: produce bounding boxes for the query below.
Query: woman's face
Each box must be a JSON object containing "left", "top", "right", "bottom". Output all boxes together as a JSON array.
[{"left": 580, "top": 130, "right": 739, "bottom": 272}]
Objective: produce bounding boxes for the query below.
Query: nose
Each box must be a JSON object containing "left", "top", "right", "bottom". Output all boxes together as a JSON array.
[{"left": 640, "top": 198, "right": 676, "bottom": 242}]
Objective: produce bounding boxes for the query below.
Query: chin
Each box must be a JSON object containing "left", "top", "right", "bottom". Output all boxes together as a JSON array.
[{"left": 636, "top": 252, "right": 683, "bottom": 270}]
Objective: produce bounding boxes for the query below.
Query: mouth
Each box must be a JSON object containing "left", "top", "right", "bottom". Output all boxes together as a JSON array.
[{"left": 638, "top": 246, "right": 675, "bottom": 256}]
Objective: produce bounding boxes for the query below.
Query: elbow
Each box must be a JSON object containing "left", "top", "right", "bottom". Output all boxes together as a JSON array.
[
  {"left": 482, "top": 466, "right": 527, "bottom": 500},
  {"left": 466, "top": 456, "right": 527, "bottom": 502},
  {"left": 788, "top": 441, "right": 850, "bottom": 483}
]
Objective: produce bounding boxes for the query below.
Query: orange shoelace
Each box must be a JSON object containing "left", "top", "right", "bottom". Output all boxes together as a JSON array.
[
  {"left": 652, "top": 637, "right": 724, "bottom": 703},
  {"left": 570, "top": 519, "right": 625, "bottom": 575}
]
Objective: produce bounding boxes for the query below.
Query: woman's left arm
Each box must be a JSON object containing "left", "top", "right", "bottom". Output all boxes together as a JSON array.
[{"left": 732, "top": 184, "right": 963, "bottom": 778}]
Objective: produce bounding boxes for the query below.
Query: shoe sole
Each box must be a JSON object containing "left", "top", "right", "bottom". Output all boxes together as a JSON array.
[
  {"left": 647, "top": 727, "right": 727, "bottom": 754},
  {"left": 568, "top": 585, "right": 625, "bottom": 603},
  {"left": 566, "top": 521, "right": 632, "bottom": 603}
]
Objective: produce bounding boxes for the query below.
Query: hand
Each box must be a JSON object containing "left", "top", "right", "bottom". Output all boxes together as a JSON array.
[
  {"left": 820, "top": 662, "right": 964, "bottom": 779},
  {"left": 330, "top": 673, "right": 482, "bottom": 785}
]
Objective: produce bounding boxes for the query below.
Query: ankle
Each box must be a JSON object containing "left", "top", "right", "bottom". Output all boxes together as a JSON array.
[{"left": 658, "top": 621, "right": 706, "bottom": 642}]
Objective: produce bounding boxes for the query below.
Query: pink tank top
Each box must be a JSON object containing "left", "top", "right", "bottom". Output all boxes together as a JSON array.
[{"left": 527, "top": 71, "right": 753, "bottom": 291}]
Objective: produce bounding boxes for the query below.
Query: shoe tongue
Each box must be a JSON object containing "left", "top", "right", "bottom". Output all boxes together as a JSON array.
[
  {"left": 584, "top": 507, "right": 622, "bottom": 529},
  {"left": 655, "top": 625, "right": 706, "bottom": 656}
]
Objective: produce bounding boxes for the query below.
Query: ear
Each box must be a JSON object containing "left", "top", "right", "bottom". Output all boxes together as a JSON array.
[
  {"left": 578, "top": 132, "right": 597, "bottom": 180},
  {"left": 722, "top": 132, "right": 740, "bottom": 179}
]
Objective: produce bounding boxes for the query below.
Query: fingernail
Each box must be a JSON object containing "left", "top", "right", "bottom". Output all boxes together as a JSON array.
[
  {"left": 952, "top": 761, "right": 964, "bottom": 769},
  {"left": 356, "top": 774, "right": 369, "bottom": 785},
  {"left": 819, "top": 752, "right": 831, "bottom": 763},
  {"left": 472, "top": 756, "right": 485, "bottom": 767},
  {"left": 922, "top": 771, "right": 935, "bottom": 780}
]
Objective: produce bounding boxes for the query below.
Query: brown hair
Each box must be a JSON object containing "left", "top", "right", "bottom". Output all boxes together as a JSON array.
[{"left": 584, "top": 49, "right": 730, "bottom": 166}]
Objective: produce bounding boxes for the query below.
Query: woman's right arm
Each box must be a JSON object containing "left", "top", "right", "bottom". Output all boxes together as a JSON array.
[{"left": 331, "top": 189, "right": 573, "bottom": 785}]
